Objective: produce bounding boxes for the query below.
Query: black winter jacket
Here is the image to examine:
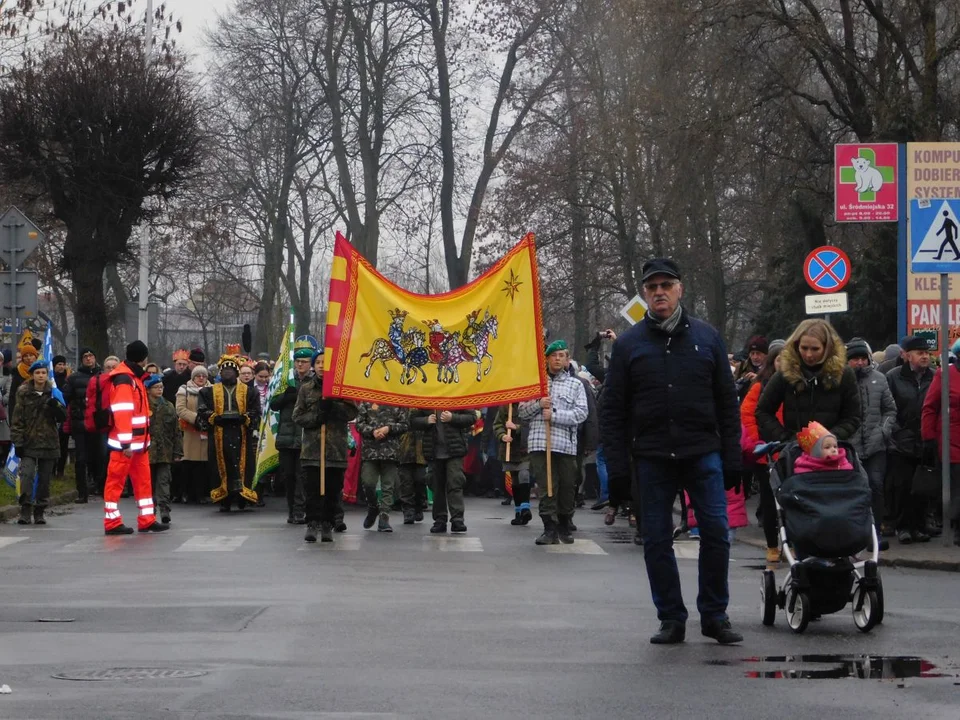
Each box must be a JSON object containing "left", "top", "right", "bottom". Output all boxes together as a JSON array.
[
  {"left": 599, "top": 310, "right": 741, "bottom": 498},
  {"left": 410, "top": 409, "right": 476, "bottom": 460},
  {"left": 756, "top": 341, "right": 861, "bottom": 443},
  {"left": 63, "top": 365, "right": 98, "bottom": 430},
  {"left": 269, "top": 373, "right": 311, "bottom": 450},
  {"left": 886, "top": 363, "right": 934, "bottom": 458}
]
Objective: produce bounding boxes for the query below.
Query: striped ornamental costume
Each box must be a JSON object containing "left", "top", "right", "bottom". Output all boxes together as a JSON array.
[{"left": 103, "top": 361, "right": 156, "bottom": 531}]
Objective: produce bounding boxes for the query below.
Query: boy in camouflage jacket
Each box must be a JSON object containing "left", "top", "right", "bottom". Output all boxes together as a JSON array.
[
  {"left": 494, "top": 403, "right": 533, "bottom": 525},
  {"left": 355, "top": 402, "right": 409, "bottom": 532},
  {"left": 11, "top": 360, "right": 67, "bottom": 525},
  {"left": 292, "top": 351, "right": 358, "bottom": 543},
  {"left": 146, "top": 374, "right": 183, "bottom": 524}
]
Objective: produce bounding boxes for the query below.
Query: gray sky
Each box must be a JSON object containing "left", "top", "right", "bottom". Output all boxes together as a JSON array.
[{"left": 169, "top": 0, "right": 233, "bottom": 62}]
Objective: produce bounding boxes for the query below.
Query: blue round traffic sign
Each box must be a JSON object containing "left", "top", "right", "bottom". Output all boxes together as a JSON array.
[{"left": 804, "top": 246, "right": 851, "bottom": 293}]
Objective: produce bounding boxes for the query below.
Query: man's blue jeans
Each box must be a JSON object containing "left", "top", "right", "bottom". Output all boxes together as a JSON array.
[
  {"left": 596, "top": 445, "right": 609, "bottom": 501},
  {"left": 635, "top": 452, "right": 730, "bottom": 626}
]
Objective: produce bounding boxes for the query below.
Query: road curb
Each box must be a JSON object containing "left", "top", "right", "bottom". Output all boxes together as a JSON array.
[
  {"left": 737, "top": 532, "right": 960, "bottom": 573},
  {"left": 0, "top": 490, "right": 79, "bottom": 522}
]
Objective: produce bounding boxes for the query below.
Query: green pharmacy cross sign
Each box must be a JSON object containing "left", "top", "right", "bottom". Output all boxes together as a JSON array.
[{"left": 834, "top": 143, "right": 899, "bottom": 222}]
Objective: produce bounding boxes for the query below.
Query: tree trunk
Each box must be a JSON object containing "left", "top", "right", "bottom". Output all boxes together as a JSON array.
[
  {"left": 69, "top": 243, "right": 110, "bottom": 360},
  {"left": 254, "top": 226, "right": 284, "bottom": 356}
]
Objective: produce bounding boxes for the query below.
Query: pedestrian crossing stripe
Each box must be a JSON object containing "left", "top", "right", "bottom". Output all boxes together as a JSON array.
[
  {"left": 423, "top": 536, "right": 483, "bottom": 552},
  {"left": 0, "top": 537, "right": 26, "bottom": 550},
  {"left": 174, "top": 535, "right": 249, "bottom": 552},
  {"left": 911, "top": 199, "right": 960, "bottom": 273},
  {"left": 544, "top": 539, "right": 607, "bottom": 555},
  {"left": 56, "top": 537, "right": 124, "bottom": 553}
]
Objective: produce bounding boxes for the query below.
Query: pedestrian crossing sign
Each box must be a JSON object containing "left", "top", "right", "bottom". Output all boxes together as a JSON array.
[{"left": 910, "top": 199, "right": 960, "bottom": 273}]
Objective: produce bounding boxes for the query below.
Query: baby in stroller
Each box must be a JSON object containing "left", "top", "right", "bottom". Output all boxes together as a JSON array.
[
  {"left": 794, "top": 421, "right": 853, "bottom": 474},
  {"left": 758, "top": 422, "right": 883, "bottom": 633}
]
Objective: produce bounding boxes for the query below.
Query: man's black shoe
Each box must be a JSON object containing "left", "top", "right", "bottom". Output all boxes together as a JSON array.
[
  {"left": 520, "top": 508, "right": 533, "bottom": 525},
  {"left": 334, "top": 521, "right": 348, "bottom": 533},
  {"left": 701, "top": 620, "right": 743, "bottom": 645},
  {"left": 363, "top": 508, "right": 379, "bottom": 529},
  {"left": 139, "top": 522, "right": 170, "bottom": 533},
  {"left": 650, "top": 621, "right": 685, "bottom": 645},
  {"left": 430, "top": 521, "right": 447, "bottom": 534},
  {"left": 413, "top": 510, "right": 424, "bottom": 523},
  {"left": 590, "top": 500, "right": 609, "bottom": 511},
  {"left": 105, "top": 524, "right": 134, "bottom": 536},
  {"left": 320, "top": 522, "right": 334, "bottom": 543},
  {"left": 451, "top": 518, "right": 467, "bottom": 533},
  {"left": 403, "top": 510, "right": 415, "bottom": 525},
  {"left": 304, "top": 521, "right": 318, "bottom": 543},
  {"left": 501, "top": 497, "right": 512, "bottom": 505}
]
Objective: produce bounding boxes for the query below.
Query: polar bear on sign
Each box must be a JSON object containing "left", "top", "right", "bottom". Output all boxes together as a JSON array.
[{"left": 851, "top": 157, "right": 884, "bottom": 193}]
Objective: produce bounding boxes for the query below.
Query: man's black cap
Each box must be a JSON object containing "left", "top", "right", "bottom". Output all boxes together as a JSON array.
[
  {"left": 900, "top": 335, "right": 929, "bottom": 353},
  {"left": 641, "top": 258, "right": 681, "bottom": 283}
]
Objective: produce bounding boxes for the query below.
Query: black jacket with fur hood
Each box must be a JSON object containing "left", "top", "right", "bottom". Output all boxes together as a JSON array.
[{"left": 755, "top": 327, "right": 861, "bottom": 443}]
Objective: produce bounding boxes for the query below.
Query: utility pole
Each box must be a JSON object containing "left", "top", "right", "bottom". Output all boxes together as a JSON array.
[{"left": 137, "top": 0, "right": 154, "bottom": 343}]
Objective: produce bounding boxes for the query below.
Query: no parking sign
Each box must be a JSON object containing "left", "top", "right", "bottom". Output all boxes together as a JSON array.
[{"left": 804, "top": 246, "right": 851, "bottom": 293}]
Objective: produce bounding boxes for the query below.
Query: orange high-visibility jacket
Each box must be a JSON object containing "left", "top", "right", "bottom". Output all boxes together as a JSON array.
[{"left": 107, "top": 362, "right": 151, "bottom": 452}]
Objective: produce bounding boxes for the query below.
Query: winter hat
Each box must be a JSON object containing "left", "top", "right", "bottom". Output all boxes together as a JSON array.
[
  {"left": 79, "top": 347, "right": 95, "bottom": 359},
  {"left": 900, "top": 335, "right": 929, "bottom": 353},
  {"left": 191, "top": 365, "right": 209, "bottom": 379},
  {"left": 797, "top": 421, "right": 836, "bottom": 459},
  {"left": 883, "top": 343, "right": 901, "bottom": 361},
  {"left": 189, "top": 347, "right": 206, "bottom": 363},
  {"left": 746, "top": 335, "right": 769, "bottom": 354},
  {"left": 17, "top": 331, "right": 37, "bottom": 358},
  {"left": 312, "top": 347, "right": 324, "bottom": 366},
  {"left": 768, "top": 339, "right": 786, "bottom": 355},
  {"left": 125, "top": 340, "right": 149, "bottom": 363},
  {"left": 844, "top": 337, "right": 872, "bottom": 361},
  {"left": 28, "top": 359, "right": 47, "bottom": 374},
  {"left": 52, "top": 354, "right": 66, "bottom": 366},
  {"left": 143, "top": 374, "right": 163, "bottom": 389},
  {"left": 545, "top": 339, "right": 568, "bottom": 356}
]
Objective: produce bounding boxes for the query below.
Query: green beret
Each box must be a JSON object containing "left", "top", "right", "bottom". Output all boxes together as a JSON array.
[{"left": 545, "top": 339, "right": 568, "bottom": 357}]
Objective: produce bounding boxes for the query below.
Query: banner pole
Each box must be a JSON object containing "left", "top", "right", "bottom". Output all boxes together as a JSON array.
[
  {"left": 505, "top": 405, "right": 513, "bottom": 463},
  {"left": 320, "top": 424, "right": 326, "bottom": 497},
  {"left": 545, "top": 418, "right": 553, "bottom": 498},
  {"left": 941, "top": 273, "right": 951, "bottom": 548}
]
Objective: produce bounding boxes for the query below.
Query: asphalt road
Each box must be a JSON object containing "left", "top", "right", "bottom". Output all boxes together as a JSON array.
[{"left": 1, "top": 498, "right": 958, "bottom": 720}]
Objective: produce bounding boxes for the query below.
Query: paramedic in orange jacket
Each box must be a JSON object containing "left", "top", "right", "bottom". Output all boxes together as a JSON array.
[{"left": 103, "top": 341, "right": 170, "bottom": 535}]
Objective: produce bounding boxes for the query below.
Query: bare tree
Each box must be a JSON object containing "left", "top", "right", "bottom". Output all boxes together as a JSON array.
[{"left": 0, "top": 30, "right": 203, "bottom": 357}]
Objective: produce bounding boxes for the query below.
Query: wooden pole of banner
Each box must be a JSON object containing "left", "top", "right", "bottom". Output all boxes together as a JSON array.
[
  {"left": 320, "top": 424, "right": 326, "bottom": 497},
  {"left": 545, "top": 417, "right": 553, "bottom": 498},
  {"left": 505, "top": 405, "right": 513, "bottom": 463}
]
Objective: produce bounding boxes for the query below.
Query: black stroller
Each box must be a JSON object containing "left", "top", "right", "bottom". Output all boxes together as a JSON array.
[{"left": 756, "top": 440, "right": 883, "bottom": 634}]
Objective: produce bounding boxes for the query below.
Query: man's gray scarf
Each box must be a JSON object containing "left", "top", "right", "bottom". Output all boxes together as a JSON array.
[{"left": 648, "top": 304, "right": 683, "bottom": 335}]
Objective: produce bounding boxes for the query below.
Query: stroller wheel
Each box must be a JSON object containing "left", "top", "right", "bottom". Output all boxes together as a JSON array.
[
  {"left": 761, "top": 570, "right": 777, "bottom": 626},
  {"left": 852, "top": 585, "right": 880, "bottom": 633},
  {"left": 785, "top": 586, "right": 811, "bottom": 634},
  {"left": 874, "top": 575, "right": 884, "bottom": 625}
]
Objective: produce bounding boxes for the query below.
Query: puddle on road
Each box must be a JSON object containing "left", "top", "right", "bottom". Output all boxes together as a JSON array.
[{"left": 707, "top": 655, "right": 959, "bottom": 680}]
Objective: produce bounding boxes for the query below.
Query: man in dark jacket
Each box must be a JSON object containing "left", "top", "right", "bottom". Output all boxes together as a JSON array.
[
  {"left": 885, "top": 335, "right": 935, "bottom": 544},
  {"left": 846, "top": 337, "right": 896, "bottom": 550},
  {"left": 268, "top": 341, "right": 312, "bottom": 524},
  {"left": 411, "top": 407, "right": 477, "bottom": 534},
  {"left": 599, "top": 258, "right": 742, "bottom": 646},
  {"left": 735, "top": 335, "right": 768, "bottom": 402},
  {"left": 63, "top": 348, "right": 100, "bottom": 503}
]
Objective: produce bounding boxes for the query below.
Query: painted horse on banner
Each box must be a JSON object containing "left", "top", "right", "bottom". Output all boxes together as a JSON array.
[
  {"left": 359, "top": 308, "right": 408, "bottom": 381},
  {"left": 463, "top": 310, "right": 499, "bottom": 381}
]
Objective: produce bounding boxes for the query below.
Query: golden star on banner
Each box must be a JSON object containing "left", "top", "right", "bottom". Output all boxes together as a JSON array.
[{"left": 502, "top": 268, "right": 523, "bottom": 302}]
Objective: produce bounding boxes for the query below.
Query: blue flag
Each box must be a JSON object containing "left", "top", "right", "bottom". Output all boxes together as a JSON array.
[{"left": 43, "top": 325, "right": 66, "bottom": 406}]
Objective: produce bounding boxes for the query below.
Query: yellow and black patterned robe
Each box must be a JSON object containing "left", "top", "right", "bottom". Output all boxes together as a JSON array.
[{"left": 197, "top": 381, "right": 261, "bottom": 506}]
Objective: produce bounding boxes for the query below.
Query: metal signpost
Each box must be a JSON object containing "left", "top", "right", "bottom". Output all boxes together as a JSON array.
[
  {"left": 803, "top": 245, "right": 851, "bottom": 325},
  {"left": 910, "top": 198, "right": 958, "bottom": 547},
  {"left": 0, "top": 207, "right": 44, "bottom": 355}
]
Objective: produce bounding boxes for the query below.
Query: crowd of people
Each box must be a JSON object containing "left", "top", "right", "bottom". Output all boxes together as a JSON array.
[{"left": 3, "top": 256, "right": 960, "bottom": 645}]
